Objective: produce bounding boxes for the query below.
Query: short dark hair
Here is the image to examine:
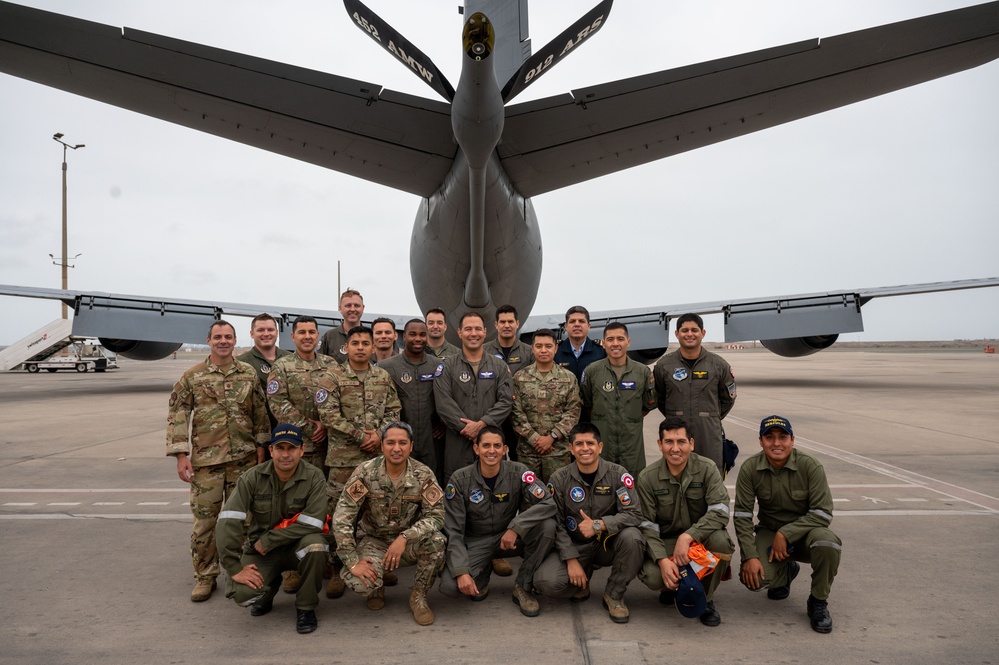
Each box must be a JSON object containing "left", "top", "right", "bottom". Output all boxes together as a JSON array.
[
  {"left": 495, "top": 304, "right": 518, "bottom": 320},
  {"left": 565, "top": 305, "right": 590, "bottom": 323},
  {"left": 604, "top": 321, "right": 628, "bottom": 336},
  {"left": 208, "top": 320, "right": 235, "bottom": 336},
  {"left": 404, "top": 318, "right": 427, "bottom": 332},
  {"left": 292, "top": 315, "right": 317, "bottom": 332},
  {"left": 346, "top": 325, "right": 373, "bottom": 341},
  {"left": 425, "top": 308, "right": 446, "bottom": 319},
  {"left": 381, "top": 420, "right": 413, "bottom": 441},
  {"left": 372, "top": 317, "right": 396, "bottom": 330},
  {"left": 459, "top": 311, "right": 485, "bottom": 328},
  {"left": 250, "top": 313, "right": 276, "bottom": 327},
  {"left": 532, "top": 328, "right": 557, "bottom": 344},
  {"left": 658, "top": 416, "right": 690, "bottom": 440},
  {"left": 676, "top": 313, "right": 704, "bottom": 331},
  {"left": 568, "top": 422, "right": 601, "bottom": 444},
  {"left": 475, "top": 424, "right": 505, "bottom": 445}
]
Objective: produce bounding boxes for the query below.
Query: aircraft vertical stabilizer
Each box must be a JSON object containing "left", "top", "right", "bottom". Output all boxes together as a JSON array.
[{"left": 466, "top": 0, "right": 532, "bottom": 86}]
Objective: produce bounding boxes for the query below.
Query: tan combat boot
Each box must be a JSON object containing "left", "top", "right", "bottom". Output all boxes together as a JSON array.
[
  {"left": 191, "top": 577, "right": 217, "bottom": 602},
  {"left": 512, "top": 584, "right": 540, "bottom": 617},
  {"left": 409, "top": 589, "right": 435, "bottom": 626},
  {"left": 366, "top": 586, "right": 385, "bottom": 611},
  {"left": 282, "top": 570, "right": 301, "bottom": 594},
  {"left": 491, "top": 558, "right": 513, "bottom": 576},
  {"left": 602, "top": 593, "right": 629, "bottom": 624},
  {"left": 325, "top": 575, "right": 345, "bottom": 599}
]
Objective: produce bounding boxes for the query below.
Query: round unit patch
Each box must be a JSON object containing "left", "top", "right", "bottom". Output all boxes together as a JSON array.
[
  {"left": 445, "top": 483, "right": 456, "bottom": 500},
  {"left": 621, "top": 473, "right": 635, "bottom": 489},
  {"left": 570, "top": 487, "right": 585, "bottom": 503},
  {"left": 522, "top": 471, "right": 536, "bottom": 485},
  {"left": 566, "top": 516, "right": 577, "bottom": 532},
  {"left": 266, "top": 379, "right": 280, "bottom": 395},
  {"left": 314, "top": 388, "right": 329, "bottom": 405}
]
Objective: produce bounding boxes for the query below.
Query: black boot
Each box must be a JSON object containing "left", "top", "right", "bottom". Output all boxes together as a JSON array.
[{"left": 806, "top": 594, "right": 832, "bottom": 633}]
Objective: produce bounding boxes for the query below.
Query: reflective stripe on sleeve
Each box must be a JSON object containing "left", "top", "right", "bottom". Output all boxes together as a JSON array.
[
  {"left": 733, "top": 511, "right": 754, "bottom": 519},
  {"left": 638, "top": 520, "right": 659, "bottom": 531},
  {"left": 297, "top": 514, "right": 325, "bottom": 529},
  {"left": 707, "top": 503, "right": 730, "bottom": 515},
  {"left": 219, "top": 510, "right": 247, "bottom": 520},
  {"left": 296, "top": 543, "right": 330, "bottom": 560},
  {"left": 810, "top": 540, "right": 842, "bottom": 551},
  {"left": 809, "top": 508, "right": 833, "bottom": 523}
]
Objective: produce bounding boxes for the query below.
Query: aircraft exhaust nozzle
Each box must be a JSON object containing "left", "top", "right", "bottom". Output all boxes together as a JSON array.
[{"left": 463, "top": 12, "right": 494, "bottom": 60}]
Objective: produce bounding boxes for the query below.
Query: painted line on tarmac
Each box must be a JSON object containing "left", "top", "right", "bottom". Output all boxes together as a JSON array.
[
  {"left": 727, "top": 416, "right": 999, "bottom": 513},
  {"left": 0, "top": 513, "right": 189, "bottom": 521},
  {"left": 0, "top": 488, "right": 187, "bottom": 493}
]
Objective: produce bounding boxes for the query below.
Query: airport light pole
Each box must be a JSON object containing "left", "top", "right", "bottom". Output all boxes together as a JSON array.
[{"left": 51, "top": 133, "right": 85, "bottom": 320}]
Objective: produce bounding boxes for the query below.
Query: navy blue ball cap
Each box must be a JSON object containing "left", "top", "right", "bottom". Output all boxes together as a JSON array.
[
  {"left": 759, "top": 415, "right": 793, "bottom": 437},
  {"left": 675, "top": 564, "right": 707, "bottom": 619},
  {"left": 271, "top": 424, "right": 304, "bottom": 446}
]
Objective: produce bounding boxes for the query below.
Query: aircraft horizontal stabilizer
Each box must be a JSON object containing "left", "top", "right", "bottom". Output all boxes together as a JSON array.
[
  {"left": 343, "top": 0, "right": 455, "bottom": 102},
  {"left": 501, "top": 0, "right": 613, "bottom": 103}
]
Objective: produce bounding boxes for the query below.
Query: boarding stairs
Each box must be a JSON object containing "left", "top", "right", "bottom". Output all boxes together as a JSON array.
[{"left": 0, "top": 318, "right": 74, "bottom": 371}]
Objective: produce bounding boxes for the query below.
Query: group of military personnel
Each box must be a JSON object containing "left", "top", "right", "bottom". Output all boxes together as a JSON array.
[{"left": 166, "top": 291, "right": 841, "bottom": 635}]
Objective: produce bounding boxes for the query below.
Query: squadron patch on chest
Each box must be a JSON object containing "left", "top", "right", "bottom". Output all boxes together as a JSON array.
[
  {"left": 673, "top": 368, "right": 687, "bottom": 381},
  {"left": 401, "top": 371, "right": 413, "bottom": 384},
  {"left": 345, "top": 479, "right": 368, "bottom": 503}
]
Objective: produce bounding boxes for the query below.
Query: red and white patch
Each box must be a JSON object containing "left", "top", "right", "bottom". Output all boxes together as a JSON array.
[
  {"left": 522, "top": 471, "right": 536, "bottom": 485},
  {"left": 621, "top": 473, "right": 635, "bottom": 489}
]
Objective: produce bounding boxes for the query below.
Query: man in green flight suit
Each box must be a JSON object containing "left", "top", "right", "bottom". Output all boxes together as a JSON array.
[
  {"left": 735, "top": 415, "right": 841, "bottom": 634},
  {"left": 216, "top": 424, "right": 328, "bottom": 634},
  {"left": 580, "top": 322, "right": 656, "bottom": 476}
]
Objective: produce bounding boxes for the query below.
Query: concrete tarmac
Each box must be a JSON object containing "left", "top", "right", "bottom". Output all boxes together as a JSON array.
[{"left": 0, "top": 348, "right": 996, "bottom": 664}]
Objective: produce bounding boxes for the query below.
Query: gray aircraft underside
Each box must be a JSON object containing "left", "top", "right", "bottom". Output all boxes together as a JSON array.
[{"left": 1, "top": 0, "right": 998, "bottom": 360}]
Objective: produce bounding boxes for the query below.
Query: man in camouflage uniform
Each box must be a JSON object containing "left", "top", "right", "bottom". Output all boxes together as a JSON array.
[
  {"left": 267, "top": 316, "right": 334, "bottom": 472},
  {"left": 439, "top": 426, "right": 556, "bottom": 616},
  {"left": 315, "top": 325, "right": 401, "bottom": 598},
  {"left": 167, "top": 320, "right": 270, "bottom": 602},
  {"left": 332, "top": 422, "right": 446, "bottom": 626},
  {"left": 319, "top": 288, "right": 365, "bottom": 363},
  {"left": 654, "top": 313, "right": 737, "bottom": 475},
  {"left": 534, "top": 423, "right": 645, "bottom": 623},
  {"left": 380, "top": 319, "right": 444, "bottom": 482},
  {"left": 265, "top": 315, "right": 336, "bottom": 593},
  {"left": 237, "top": 313, "right": 291, "bottom": 432},
  {"left": 580, "top": 322, "right": 656, "bottom": 477},
  {"left": 216, "top": 424, "right": 328, "bottom": 634},
  {"left": 636, "top": 416, "right": 734, "bottom": 627},
  {"left": 512, "top": 328, "right": 581, "bottom": 482},
  {"left": 425, "top": 307, "right": 461, "bottom": 361}
]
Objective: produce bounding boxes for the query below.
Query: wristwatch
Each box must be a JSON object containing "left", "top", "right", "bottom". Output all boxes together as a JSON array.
[{"left": 592, "top": 519, "right": 603, "bottom": 535}]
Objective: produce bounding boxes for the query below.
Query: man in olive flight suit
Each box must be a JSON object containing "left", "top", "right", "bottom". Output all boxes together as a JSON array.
[
  {"left": 735, "top": 415, "right": 841, "bottom": 634},
  {"left": 216, "top": 424, "right": 328, "bottom": 634},
  {"left": 439, "top": 426, "right": 556, "bottom": 616},
  {"left": 580, "top": 322, "right": 656, "bottom": 477}
]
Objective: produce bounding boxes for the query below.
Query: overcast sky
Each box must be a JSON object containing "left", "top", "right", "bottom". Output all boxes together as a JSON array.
[{"left": 1, "top": 0, "right": 997, "bottom": 346}]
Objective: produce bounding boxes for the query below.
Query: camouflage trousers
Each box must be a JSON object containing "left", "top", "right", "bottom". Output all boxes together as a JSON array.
[
  {"left": 341, "top": 531, "right": 446, "bottom": 594},
  {"left": 517, "top": 448, "right": 571, "bottom": 484},
  {"left": 325, "top": 466, "right": 357, "bottom": 567},
  {"left": 189, "top": 455, "right": 256, "bottom": 580}
]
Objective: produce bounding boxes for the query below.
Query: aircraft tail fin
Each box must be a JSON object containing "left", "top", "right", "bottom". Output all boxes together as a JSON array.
[
  {"left": 501, "top": 0, "right": 613, "bottom": 102},
  {"left": 343, "top": 0, "right": 455, "bottom": 101}
]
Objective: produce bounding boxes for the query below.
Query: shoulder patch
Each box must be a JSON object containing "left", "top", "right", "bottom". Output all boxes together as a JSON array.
[
  {"left": 521, "top": 471, "right": 536, "bottom": 485},
  {"left": 621, "top": 473, "right": 635, "bottom": 489},
  {"left": 266, "top": 379, "right": 280, "bottom": 395},
  {"left": 445, "top": 483, "right": 456, "bottom": 500},
  {"left": 345, "top": 478, "right": 368, "bottom": 503},
  {"left": 422, "top": 481, "right": 444, "bottom": 506}
]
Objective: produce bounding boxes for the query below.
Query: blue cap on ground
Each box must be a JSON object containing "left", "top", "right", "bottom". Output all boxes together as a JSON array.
[{"left": 675, "top": 564, "right": 708, "bottom": 619}]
